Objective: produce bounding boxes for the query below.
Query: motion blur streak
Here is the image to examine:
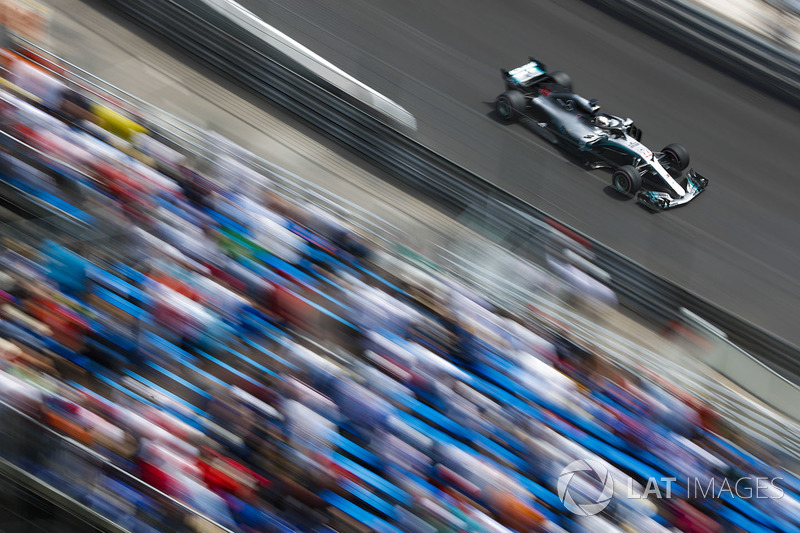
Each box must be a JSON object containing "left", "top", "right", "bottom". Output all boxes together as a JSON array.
[
  {"left": 1, "top": 9, "right": 800, "bottom": 533},
  {"left": 238, "top": 0, "right": 800, "bottom": 348}
]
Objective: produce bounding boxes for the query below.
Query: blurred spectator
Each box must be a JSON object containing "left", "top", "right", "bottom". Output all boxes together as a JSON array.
[{"left": 0, "top": 44, "right": 784, "bottom": 533}]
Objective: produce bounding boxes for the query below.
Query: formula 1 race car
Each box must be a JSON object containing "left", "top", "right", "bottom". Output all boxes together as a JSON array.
[{"left": 495, "top": 59, "right": 708, "bottom": 210}]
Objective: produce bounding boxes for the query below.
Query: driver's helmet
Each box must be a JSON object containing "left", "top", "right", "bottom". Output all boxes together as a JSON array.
[{"left": 594, "top": 115, "right": 610, "bottom": 128}]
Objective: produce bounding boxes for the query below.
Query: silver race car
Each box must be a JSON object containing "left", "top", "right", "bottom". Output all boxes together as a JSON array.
[{"left": 495, "top": 59, "right": 708, "bottom": 210}]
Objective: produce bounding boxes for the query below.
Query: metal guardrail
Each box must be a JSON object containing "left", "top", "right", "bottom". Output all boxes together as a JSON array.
[
  {"left": 683, "top": 308, "right": 800, "bottom": 421},
  {"left": 101, "top": 0, "right": 800, "bottom": 383},
  {"left": 0, "top": 457, "right": 129, "bottom": 533},
  {"left": 586, "top": 0, "right": 800, "bottom": 107},
  {"left": 0, "top": 398, "right": 234, "bottom": 532},
  {"left": 199, "top": 0, "right": 416, "bottom": 130},
  {"left": 763, "top": 0, "right": 800, "bottom": 16}
]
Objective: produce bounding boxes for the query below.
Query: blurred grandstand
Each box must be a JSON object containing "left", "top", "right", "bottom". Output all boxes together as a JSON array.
[
  {"left": 693, "top": 0, "right": 800, "bottom": 51},
  {"left": 3, "top": 26, "right": 800, "bottom": 533}
]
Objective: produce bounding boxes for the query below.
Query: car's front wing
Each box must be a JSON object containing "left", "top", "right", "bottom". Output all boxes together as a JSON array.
[{"left": 637, "top": 169, "right": 708, "bottom": 210}]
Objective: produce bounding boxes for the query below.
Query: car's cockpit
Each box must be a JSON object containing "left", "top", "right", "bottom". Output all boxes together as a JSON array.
[{"left": 591, "top": 114, "right": 628, "bottom": 138}]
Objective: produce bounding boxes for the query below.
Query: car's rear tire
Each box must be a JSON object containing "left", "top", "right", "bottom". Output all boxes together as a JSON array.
[
  {"left": 661, "top": 143, "right": 690, "bottom": 172},
  {"left": 549, "top": 71, "right": 572, "bottom": 91},
  {"left": 495, "top": 90, "right": 526, "bottom": 122},
  {"left": 612, "top": 165, "right": 642, "bottom": 196}
]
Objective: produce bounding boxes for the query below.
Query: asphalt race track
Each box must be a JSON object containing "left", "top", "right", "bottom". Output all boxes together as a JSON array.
[{"left": 240, "top": 0, "right": 800, "bottom": 346}]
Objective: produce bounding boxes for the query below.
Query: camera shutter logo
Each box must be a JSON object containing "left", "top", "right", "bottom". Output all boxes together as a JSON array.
[{"left": 558, "top": 459, "right": 615, "bottom": 516}]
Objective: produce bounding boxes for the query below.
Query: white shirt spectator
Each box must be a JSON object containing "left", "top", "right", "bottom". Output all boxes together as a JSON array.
[
  {"left": 284, "top": 377, "right": 338, "bottom": 421},
  {"left": 349, "top": 285, "right": 421, "bottom": 334},
  {"left": 9, "top": 60, "right": 66, "bottom": 109},
  {"left": 4, "top": 154, "right": 58, "bottom": 194},
  {"left": 547, "top": 255, "right": 618, "bottom": 307},
  {"left": 0, "top": 369, "right": 43, "bottom": 408},
  {"left": 302, "top": 203, "right": 347, "bottom": 241},
  {"left": 503, "top": 319, "right": 557, "bottom": 359},
  {"left": 115, "top": 408, "right": 195, "bottom": 456},
  {"left": 75, "top": 406, "right": 126, "bottom": 446},
  {"left": 129, "top": 159, "right": 182, "bottom": 195},
  {"left": 253, "top": 213, "right": 304, "bottom": 265},
  {"left": 574, "top": 515, "right": 627, "bottom": 533},
  {"left": 193, "top": 275, "right": 247, "bottom": 319},
  {"left": 284, "top": 399, "right": 336, "bottom": 453},
  {"left": 213, "top": 153, "right": 267, "bottom": 195},
  {"left": 287, "top": 342, "right": 345, "bottom": 380},
  {"left": 373, "top": 429, "right": 431, "bottom": 475},
  {"left": 179, "top": 474, "right": 238, "bottom": 530},
  {"left": 131, "top": 132, "right": 187, "bottom": 169}
]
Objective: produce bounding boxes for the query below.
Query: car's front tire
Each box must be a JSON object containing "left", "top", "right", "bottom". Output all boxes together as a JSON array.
[
  {"left": 661, "top": 143, "right": 690, "bottom": 172},
  {"left": 612, "top": 165, "right": 642, "bottom": 196},
  {"left": 495, "top": 90, "right": 526, "bottom": 122}
]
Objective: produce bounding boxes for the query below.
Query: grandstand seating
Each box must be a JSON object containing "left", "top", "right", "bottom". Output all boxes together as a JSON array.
[{"left": 2, "top": 40, "right": 800, "bottom": 533}]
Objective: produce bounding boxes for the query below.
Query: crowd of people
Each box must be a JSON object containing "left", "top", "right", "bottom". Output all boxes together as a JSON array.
[{"left": 1, "top": 42, "right": 800, "bottom": 533}]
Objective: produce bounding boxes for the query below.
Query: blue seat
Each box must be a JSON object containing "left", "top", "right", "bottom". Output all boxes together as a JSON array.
[
  {"left": 85, "top": 319, "right": 137, "bottom": 354},
  {"left": 5, "top": 177, "right": 94, "bottom": 224},
  {"left": 396, "top": 409, "right": 561, "bottom": 509},
  {"left": 320, "top": 491, "right": 403, "bottom": 533},
  {"left": 204, "top": 206, "right": 252, "bottom": 237},
  {"left": 237, "top": 256, "right": 285, "bottom": 286},
  {"left": 84, "top": 337, "right": 129, "bottom": 367},
  {"left": 255, "top": 250, "right": 355, "bottom": 314},
  {"left": 236, "top": 254, "right": 358, "bottom": 330},
  {"left": 284, "top": 287, "right": 358, "bottom": 330},
  {"left": 389, "top": 389, "right": 523, "bottom": 469},
  {"left": 86, "top": 492, "right": 133, "bottom": 526},
  {"left": 723, "top": 493, "right": 800, "bottom": 532},
  {"left": 90, "top": 374, "right": 156, "bottom": 407},
  {"left": 103, "top": 476, "right": 144, "bottom": 508},
  {"left": 237, "top": 309, "right": 288, "bottom": 347},
  {"left": 88, "top": 265, "right": 149, "bottom": 304},
  {"left": 387, "top": 391, "right": 468, "bottom": 440},
  {"left": 155, "top": 195, "right": 206, "bottom": 228},
  {"left": 395, "top": 468, "right": 441, "bottom": 498},
  {"left": 197, "top": 348, "right": 263, "bottom": 388},
  {"left": 43, "top": 337, "right": 100, "bottom": 373},
  {"left": 477, "top": 362, "right": 634, "bottom": 449},
  {"left": 495, "top": 383, "right": 668, "bottom": 485},
  {"left": 141, "top": 330, "right": 197, "bottom": 365},
  {"left": 285, "top": 221, "right": 334, "bottom": 251},
  {"left": 171, "top": 355, "right": 232, "bottom": 393},
  {"left": 339, "top": 479, "right": 398, "bottom": 519},
  {"left": 92, "top": 286, "right": 149, "bottom": 321},
  {"left": 113, "top": 262, "right": 148, "bottom": 285},
  {"left": 703, "top": 432, "right": 800, "bottom": 497},
  {"left": 442, "top": 362, "right": 679, "bottom": 500},
  {"left": 141, "top": 361, "right": 211, "bottom": 400},
  {"left": 353, "top": 262, "right": 406, "bottom": 296},
  {"left": 254, "top": 250, "right": 318, "bottom": 289},
  {"left": 332, "top": 433, "right": 382, "bottom": 469},
  {"left": 330, "top": 452, "right": 411, "bottom": 504},
  {"left": 714, "top": 503, "right": 775, "bottom": 533},
  {"left": 71, "top": 379, "right": 200, "bottom": 440},
  {"left": 240, "top": 336, "right": 296, "bottom": 370}
]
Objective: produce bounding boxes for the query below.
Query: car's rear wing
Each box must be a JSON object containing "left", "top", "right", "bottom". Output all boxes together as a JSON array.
[{"left": 501, "top": 58, "right": 549, "bottom": 88}]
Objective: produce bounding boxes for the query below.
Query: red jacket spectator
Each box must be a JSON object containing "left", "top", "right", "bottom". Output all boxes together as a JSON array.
[{"left": 670, "top": 500, "right": 723, "bottom": 533}]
